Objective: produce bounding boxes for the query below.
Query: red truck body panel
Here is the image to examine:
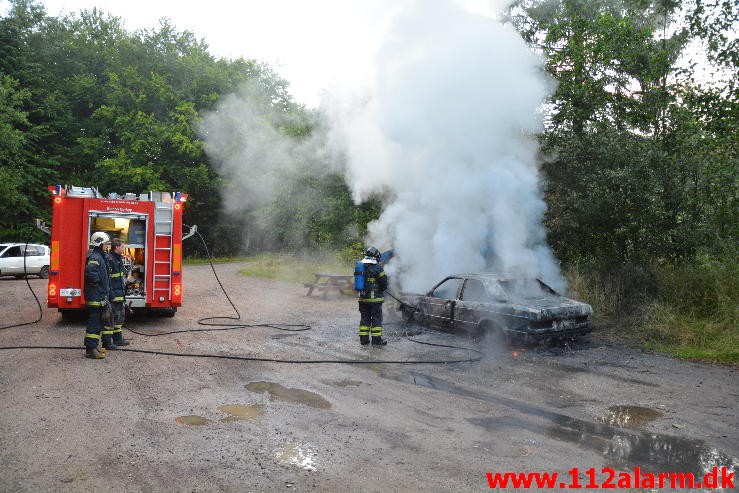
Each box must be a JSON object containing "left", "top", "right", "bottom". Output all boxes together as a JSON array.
[{"left": 46, "top": 186, "right": 187, "bottom": 314}]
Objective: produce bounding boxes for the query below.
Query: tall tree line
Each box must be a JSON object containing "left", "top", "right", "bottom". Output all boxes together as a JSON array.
[
  {"left": 508, "top": 0, "right": 737, "bottom": 265},
  {"left": 0, "top": 0, "right": 374, "bottom": 256},
  {"left": 1, "top": 0, "right": 735, "bottom": 266}
]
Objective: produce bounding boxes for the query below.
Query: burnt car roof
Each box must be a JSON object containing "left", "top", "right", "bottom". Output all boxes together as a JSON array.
[
  {"left": 449, "top": 272, "right": 544, "bottom": 282},
  {"left": 456, "top": 272, "right": 523, "bottom": 278}
]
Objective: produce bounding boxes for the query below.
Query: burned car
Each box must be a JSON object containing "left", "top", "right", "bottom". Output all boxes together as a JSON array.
[{"left": 396, "top": 273, "right": 592, "bottom": 343}]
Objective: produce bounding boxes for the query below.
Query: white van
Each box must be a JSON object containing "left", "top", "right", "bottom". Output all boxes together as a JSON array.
[{"left": 0, "top": 243, "right": 51, "bottom": 279}]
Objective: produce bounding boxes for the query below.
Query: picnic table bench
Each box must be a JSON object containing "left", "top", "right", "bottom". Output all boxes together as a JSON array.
[{"left": 304, "top": 272, "right": 354, "bottom": 297}]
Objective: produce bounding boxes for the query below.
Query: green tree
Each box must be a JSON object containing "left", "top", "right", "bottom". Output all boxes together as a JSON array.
[{"left": 509, "top": 0, "right": 736, "bottom": 263}]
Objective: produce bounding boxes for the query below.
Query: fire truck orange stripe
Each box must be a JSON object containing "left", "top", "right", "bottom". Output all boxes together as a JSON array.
[
  {"left": 173, "top": 244, "right": 181, "bottom": 272},
  {"left": 50, "top": 241, "right": 60, "bottom": 270}
]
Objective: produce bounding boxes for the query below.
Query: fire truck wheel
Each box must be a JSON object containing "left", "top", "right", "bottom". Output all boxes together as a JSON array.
[
  {"left": 60, "top": 309, "right": 84, "bottom": 322},
  {"left": 38, "top": 266, "right": 49, "bottom": 279},
  {"left": 160, "top": 307, "right": 177, "bottom": 317}
]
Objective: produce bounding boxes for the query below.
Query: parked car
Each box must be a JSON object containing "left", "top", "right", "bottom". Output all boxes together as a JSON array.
[
  {"left": 396, "top": 273, "right": 592, "bottom": 343},
  {"left": 0, "top": 243, "right": 51, "bottom": 279}
]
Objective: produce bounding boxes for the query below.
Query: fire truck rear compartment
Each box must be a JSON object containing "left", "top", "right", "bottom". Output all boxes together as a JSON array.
[{"left": 89, "top": 215, "right": 149, "bottom": 304}]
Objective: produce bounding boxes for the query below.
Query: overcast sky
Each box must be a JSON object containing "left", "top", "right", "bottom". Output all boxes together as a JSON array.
[
  {"left": 0, "top": 0, "right": 502, "bottom": 107},
  {"left": 0, "top": 1, "right": 444, "bottom": 107}
]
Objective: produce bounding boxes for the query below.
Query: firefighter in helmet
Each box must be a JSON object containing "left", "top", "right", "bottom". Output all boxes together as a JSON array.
[
  {"left": 102, "top": 237, "right": 131, "bottom": 349},
  {"left": 358, "top": 247, "right": 389, "bottom": 346},
  {"left": 83, "top": 232, "right": 111, "bottom": 359}
]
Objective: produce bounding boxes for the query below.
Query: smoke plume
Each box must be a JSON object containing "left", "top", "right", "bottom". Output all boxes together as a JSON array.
[
  {"left": 326, "top": 0, "right": 563, "bottom": 292},
  {"left": 199, "top": 83, "right": 334, "bottom": 250},
  {"left": 200, "top": 0, "right": 564, "bottom": 293}
]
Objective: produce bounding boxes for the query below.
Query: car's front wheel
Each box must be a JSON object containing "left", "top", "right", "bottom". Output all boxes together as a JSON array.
[
  {"left": 400, "top": 304, "right": 416, "bottom": 323},
  {"left": 479, "top": 319, "right": 512, "bottom": 344},
  {"left": 38, "top": 265, "right": 49, "bottom": 279}
]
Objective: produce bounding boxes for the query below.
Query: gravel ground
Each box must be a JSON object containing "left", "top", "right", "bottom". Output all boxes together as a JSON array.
[{"left": 0, "top": 262, "right": 737, "bottom": 492}]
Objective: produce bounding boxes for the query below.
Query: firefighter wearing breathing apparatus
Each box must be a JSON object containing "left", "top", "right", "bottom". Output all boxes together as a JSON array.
[
  {"left": 83, "top": 232, "right": 111, "bottom": 359},
  {"left": 356, "top": 247, "right": 389, "bottom": 346},
  {"left": 103, "top": 238, "right": 131, "bottom": 350}
]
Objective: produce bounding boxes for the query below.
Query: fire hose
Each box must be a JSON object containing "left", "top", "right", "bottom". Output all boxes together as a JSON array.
[{"left": 0, "top": 232, "right": 481, "bottom": 364}]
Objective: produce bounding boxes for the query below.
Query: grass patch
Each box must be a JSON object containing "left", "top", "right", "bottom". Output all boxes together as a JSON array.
[
  {"left": 237, "top": 252, "right": 352, "bottom": 284},
  {"left": 184, "top": 256, "right": 251, "bottom": 265},
  {"left": 565, "top": 257, "right": 738, "bottom": 364},
  {"left": 641, "top": 301, "right": 738, "bottom": 363}
]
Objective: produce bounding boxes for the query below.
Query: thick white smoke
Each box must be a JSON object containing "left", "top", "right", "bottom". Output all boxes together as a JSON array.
[
  {"left": 325, "top": 0, "right": 564, "bottom": 292},
  {"left": 199, "top": 83, "right": 335, "bottom": 249}
]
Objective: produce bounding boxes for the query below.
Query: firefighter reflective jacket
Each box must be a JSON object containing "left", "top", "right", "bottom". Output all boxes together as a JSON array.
[
  {"left": 84, "top": 246, "right": 111, "bottom": 306},
  {"left": 358, "top": 263, "right": 388, "bottom": 303},
  {"left": 106, "top": 250, "right": 126, "bottom": 302}
]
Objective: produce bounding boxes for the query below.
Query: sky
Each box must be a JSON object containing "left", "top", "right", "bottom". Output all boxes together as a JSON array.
[{"left": 0, "top": 0, "right": 496, "bottom": 107}]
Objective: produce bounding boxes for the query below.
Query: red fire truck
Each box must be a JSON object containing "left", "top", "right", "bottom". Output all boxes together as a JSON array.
[{"left": 45, "top": 185, "right": 195, "bottom": 319}]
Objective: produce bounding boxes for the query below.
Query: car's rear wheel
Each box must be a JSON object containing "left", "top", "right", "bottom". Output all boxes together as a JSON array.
[{"left": 38, "top": 266, "right": 49, "bottom": 279}]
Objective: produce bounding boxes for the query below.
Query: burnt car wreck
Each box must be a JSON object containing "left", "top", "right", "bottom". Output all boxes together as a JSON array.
[{"left": 396, "top": 273, "right": 592, "bottom": 343}]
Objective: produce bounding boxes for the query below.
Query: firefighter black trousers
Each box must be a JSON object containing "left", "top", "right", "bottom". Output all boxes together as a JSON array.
[
  {"left": 84, "top": 306, "right": 103, "bottom": 348},
  {"left": 358, "top": 301, "right": 383, "bottom": 335}
]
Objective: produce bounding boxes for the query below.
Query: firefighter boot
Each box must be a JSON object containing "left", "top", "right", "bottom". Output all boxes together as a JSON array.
[
  {"left": 371, "top": 336, "right": 388, "bottom": 346},
  {"left": 113, "top": 331, "right": 130, "bottom": 347},
  {"left": 359, "top": 335, "right": 370, "bottom": 345},
  {"left": 101, "top": 331, "right": 117, "bottom": 350},
  {"left": 85, "top": 347, "right": 105, "bottom": 359}
]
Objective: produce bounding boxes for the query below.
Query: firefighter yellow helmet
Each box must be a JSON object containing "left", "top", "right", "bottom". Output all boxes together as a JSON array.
[{"left": 90, "top": 231, "right": 110, "bottom": 247}]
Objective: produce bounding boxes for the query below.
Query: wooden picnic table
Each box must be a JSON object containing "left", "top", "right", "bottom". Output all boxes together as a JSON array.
[{"left": 304, "top": 272, "right": 354, "bottom": 297}]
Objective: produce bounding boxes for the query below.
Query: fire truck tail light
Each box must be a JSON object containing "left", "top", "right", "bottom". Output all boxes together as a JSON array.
[
  {"left": 49, "top": 284, "right": 57, "bottom": 297},
  {"left": 173, "top": 283, "right": 182, "bottom": 302}
]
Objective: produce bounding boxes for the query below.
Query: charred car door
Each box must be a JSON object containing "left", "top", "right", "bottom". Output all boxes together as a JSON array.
[
  {"left": 455, "top": 278, "right": 510, "bottom": 334},
  {"left": 416, "top": 277, "right": 462, "bottom": 331}
]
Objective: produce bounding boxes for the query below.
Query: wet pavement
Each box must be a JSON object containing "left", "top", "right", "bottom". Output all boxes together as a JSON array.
[{"left": 0, "top": 265, "right": 736, "bottom": 492}]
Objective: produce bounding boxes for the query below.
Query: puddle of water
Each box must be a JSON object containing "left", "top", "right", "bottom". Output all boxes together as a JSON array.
[
  {"left": 246, "top": 381, "right": 331, "bottom": 409},
  {"left": 175, "top": 415, "right": 209, "bottom": 426},
  {"left": 397, "top": 371, "right": 737, "bottom": 479},
  {"left": 218, "top": 404, "right": 264, "bottom": 422},
  {"left": 274, "top": 442, "right": 316, "bottom": 471},
  {"left": 598, "top": 405, "right": 662, "bottom": 429},
  {"left": 547, "top": 414, "right": 737, "bottom": 478}
]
